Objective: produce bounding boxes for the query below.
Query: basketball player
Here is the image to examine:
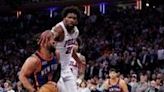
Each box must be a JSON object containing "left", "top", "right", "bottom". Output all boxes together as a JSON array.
[
  {"left": 19, "top": 30, "right": 61, "bottom": 92},
  {"left": 69, "top": 52, "right": 79, "bottom": 80},
  {"left": 69, "top": 38, "right": 86, "bottom": 80},
  {"left": 103, "top": 68, "right": 129, "bottom": 92},
  {"left": 51, "top": 6, "right": 85, "bottom": 92}
]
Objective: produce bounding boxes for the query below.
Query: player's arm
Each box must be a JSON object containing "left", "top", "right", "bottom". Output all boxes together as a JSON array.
[
  {"left": 120, "top": 79, "right": 129, "bottom": 92},
  {"left": 51, "top": 25, "right": 64, "bottom": 42},
  {"left": 19, "top": 57, "right": 38, "bottom": 92},
  {"left": 79, "top": 54, "right": 86, "bottom": 65},
  {"left": 79, "top": 54, "right": 86, "bottom": 73},
  {"left": 52, "top": 50, "right": 61, "bottom": 83},
  {"left": 55, "top": 50, "right": 60, "bottom": 63},
  {"left": 72, "top": 47, "right": 85, "bottom": 66}
]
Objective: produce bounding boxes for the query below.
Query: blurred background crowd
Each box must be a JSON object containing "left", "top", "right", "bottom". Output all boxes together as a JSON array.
[{"left": 0, "top": 0, "right": 164, "bottom": 92}]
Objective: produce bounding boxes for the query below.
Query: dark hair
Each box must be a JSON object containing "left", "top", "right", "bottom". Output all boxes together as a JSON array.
[
  {"left": 79, "top": 80, "right": 87, "bottom": 87},
  {"left": 110, "top": 68, "right": 119, "bottom": 73},
  {"left": 62, "top": 6, "right": 81, "bottom": 19}
]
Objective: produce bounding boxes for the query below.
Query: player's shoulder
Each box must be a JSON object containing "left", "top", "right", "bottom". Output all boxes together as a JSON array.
[
  {"left": 74, "top": 26, "right": 79, "bottom": 36},
  {"left": 25, "top": 55, "right": 40, "bottom": 65},
  {"left": 51, "top": 23, "right": 65, "bottom": 41},
  {"left": 119, "top": 78, "right": 127, "bottom": 86},
  {"left": 51, "top": 24, "right": 64, "bottom": 33}
]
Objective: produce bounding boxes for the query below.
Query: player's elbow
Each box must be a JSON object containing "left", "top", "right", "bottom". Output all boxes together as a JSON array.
[
  {"left": 19, "top": 72, "right": 24, "bottom": 83},
  {"left": 19, "top": 71, "right": 26, "bottom": 84}
]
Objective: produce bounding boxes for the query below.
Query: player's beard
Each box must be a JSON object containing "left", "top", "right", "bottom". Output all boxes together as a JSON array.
[{"left": 67, "top": 25, "right": 74, "bottom": 32}]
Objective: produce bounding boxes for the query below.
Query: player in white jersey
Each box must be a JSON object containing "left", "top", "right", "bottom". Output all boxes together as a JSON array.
[
  {"left": 69, "top": 39, "right": 86, "bottom": 81},
  {"left": 51, "top": 6, "right": 85, "bottom": 92},
  {"left": 70, "top": 54, "right": 79, "bottom": 79},
  {"left": 70, "top": 51, "right": 86, "bottom": 80}
]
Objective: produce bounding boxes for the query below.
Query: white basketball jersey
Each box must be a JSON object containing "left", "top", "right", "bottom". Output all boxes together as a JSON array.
[{"left": 51, "top": 21, "right": 79, "bottom": 69}]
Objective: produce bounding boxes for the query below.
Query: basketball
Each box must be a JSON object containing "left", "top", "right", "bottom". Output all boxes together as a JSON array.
[{"left": 38, "top": 82, "right": 58, "bottom": 92}]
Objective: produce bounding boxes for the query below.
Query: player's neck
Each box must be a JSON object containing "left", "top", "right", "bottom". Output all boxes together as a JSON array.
[
  {"left": 67, "top": 28, "right": 74, "bottom": 34},
  {"left": 110, "top": 77, "right": 118, "bottom": 81}
]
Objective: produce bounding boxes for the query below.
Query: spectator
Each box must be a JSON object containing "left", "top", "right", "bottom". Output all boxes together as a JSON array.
[
  {"left": 78, "top": 80, "right": 91, "bottom": 92},
  {"left": 136, "top": 74, "right": 148, "bottom": 92},
  {"left": 129, "top": 74, "right": 138, "bottom": 92},
  {"left": 145, "top": 80, "right": 158, "bottom": 92},
  {"left": 3, "top": 80, "right": 15, "bottom": 92},
  {"left": 96, "top": 78, "right": 104, "bottom": 92},
  {"left": 0, "top": 5, "right": 164, "bottom": 92}
]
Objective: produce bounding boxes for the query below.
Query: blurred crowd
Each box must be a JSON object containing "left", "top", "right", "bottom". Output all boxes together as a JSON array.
[{"left": 0, "top": 6, "right": 164, "bottom": 92}]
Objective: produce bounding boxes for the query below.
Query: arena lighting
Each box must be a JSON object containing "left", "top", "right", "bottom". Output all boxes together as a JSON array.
[
  {"left": 146, "top": 3, "right": 149, "bottom": 7},
  {"left": 84, "top": 5, "right": 90, "bottom": 16},
  {"left": 102, "top": 3, "right": 105, "bottom": 14},
  {"left": 16, "top": 11, "right": 21, "bottom": 18},
  {"left": 99, "top": 3, "right": 102, "bottom": 13},
  {"left": 88, "top": 5, "right": 90, "bottom": 16},
  {"left": 84, "top": 5, "right": 87, "bottom": 14},
  {"left": 50, "top": 9, "right": 53, "bottom": 18},
  {"left": 48, "top": 7, "right": 57, "bottom": 18},
  {"left": 136, "top": 0, "right": 142, "bottom": 10},
  {"left": 99, "top": 3, "right": 106, "bottom": 14},
  {"left": 153, "top": 6, "right": 155, "bottom": 8},
  {"left": 48, "top": 7, "right": 57, "bottom": 11}
]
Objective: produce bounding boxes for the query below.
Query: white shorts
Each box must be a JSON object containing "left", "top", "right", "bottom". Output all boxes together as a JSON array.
[{"left": 57, "top": 68, "right": 78, "bottom": 92}]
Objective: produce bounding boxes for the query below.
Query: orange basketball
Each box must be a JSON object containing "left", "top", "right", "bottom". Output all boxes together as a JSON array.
[{"left": 38, "top": 82, "right": 58, "bottom": 92}]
